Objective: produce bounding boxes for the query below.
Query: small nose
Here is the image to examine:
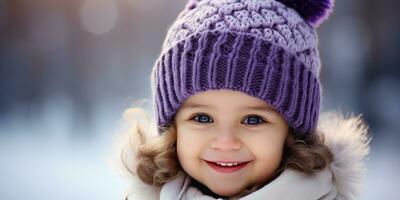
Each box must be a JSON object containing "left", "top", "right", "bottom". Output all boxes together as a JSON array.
[{"left": 210, "top": 132, "right": 242, "bottom": 151}]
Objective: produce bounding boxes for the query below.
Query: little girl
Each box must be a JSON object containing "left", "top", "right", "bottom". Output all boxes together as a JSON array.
[{"left": 114, "top": 0, "right": 371, "bottom": 199}]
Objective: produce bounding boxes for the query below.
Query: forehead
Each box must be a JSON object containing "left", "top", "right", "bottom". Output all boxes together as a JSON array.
[{"left": 179, "top": 89, "right": 277, "bottom": 112}]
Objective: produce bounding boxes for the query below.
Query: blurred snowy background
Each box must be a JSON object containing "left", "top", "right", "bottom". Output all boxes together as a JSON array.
[{"left": 0, "top": 0, "right": 399, "bottom": 199}]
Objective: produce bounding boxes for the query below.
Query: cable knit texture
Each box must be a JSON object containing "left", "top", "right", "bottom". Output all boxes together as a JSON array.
[{"left": 150, "top": 0, "right": 334, "bottom": 135}]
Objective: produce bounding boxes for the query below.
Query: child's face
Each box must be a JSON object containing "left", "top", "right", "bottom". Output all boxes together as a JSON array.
[{"left": 174, "top": 89, "right": 289, "bottom": 197}]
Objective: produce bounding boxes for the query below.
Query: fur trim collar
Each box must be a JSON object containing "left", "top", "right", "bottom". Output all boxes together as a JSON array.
[
  {"left": 317, "top": 111, "right": 371, "bottom": 199},
  {"left": 159, "top": 167, "right": 336, "bottom": 200},
  {"left": 117, "top": 111, "right": 371, "bottom": 200}
]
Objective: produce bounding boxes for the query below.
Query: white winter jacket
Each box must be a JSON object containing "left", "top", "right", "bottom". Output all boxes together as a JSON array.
[{"left": 121, "top": 111, "right": 371, "bottom": 200}]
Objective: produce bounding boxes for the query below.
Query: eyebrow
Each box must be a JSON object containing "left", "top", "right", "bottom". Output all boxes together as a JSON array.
[{"left": 180, "top": 102, "right": 276, "bottom": 113}]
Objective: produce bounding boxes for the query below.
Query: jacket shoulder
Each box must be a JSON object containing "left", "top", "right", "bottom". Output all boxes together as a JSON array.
[{"left": 124, "top": 178, "right": 161, "bottom": 200}]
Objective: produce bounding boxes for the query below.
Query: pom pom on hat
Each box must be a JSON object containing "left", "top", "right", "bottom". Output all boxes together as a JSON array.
[
  {"left": 186, "top": 0, "right": 335, "bottom": 26},
  {"left": 276, "top": 0, "right": 335, "bottom": 27}
]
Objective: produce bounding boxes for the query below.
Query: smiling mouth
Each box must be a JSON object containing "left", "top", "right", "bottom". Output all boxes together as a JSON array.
[{"left": 204, "top": 160, "right": 251, "bottom": 173}]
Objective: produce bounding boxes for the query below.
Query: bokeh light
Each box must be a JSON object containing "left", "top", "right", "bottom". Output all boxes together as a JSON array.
[{"left": 80, "top": 0, "right": 119, "bottom": 35}]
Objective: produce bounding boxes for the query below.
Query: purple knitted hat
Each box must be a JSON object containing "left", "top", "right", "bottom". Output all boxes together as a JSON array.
[{"left": 150, "top": 0, "right": 334, "bottom": 136}]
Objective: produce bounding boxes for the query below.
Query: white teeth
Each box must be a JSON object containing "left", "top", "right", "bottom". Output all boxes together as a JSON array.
[{"left": 216, "top": 162, "right": 241, "bottom": 167}]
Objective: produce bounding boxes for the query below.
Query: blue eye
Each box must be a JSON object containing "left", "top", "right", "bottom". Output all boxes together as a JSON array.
[
  {"left": 191, "top": 113, "right": 213, "bottom": 123},
  {"left": 242, "top": 115, "right": 266, "bottom": 126},
  {"left": 190, "top": 114, "right": 266, "bottom": 125}
]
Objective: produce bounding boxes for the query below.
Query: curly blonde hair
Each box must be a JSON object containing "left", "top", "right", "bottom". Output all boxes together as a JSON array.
[{"left": 118, "top": 106, "right": 333, "bottom": 189}]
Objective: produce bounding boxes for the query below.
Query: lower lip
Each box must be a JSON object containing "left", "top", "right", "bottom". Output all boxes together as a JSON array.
[{"left": 205, "top": 161, "right": 250, "bottom": 173}]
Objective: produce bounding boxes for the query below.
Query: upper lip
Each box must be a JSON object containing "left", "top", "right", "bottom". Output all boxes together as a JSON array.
[{"left": 204, "top": 159, "right": 251, "bottom": 163}]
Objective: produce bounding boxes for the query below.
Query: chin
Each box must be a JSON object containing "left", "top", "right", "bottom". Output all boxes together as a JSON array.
[{"left": 210, "top": 185, "right": 245, "bottom": 197}]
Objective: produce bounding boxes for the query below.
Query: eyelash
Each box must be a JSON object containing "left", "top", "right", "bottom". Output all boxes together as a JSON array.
[{"left": 189, "top": 113, "right": 268, "bottom": 126}]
